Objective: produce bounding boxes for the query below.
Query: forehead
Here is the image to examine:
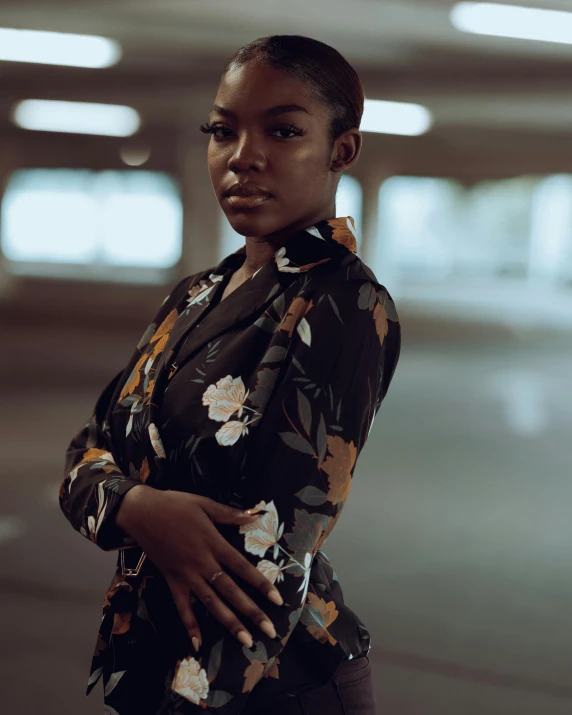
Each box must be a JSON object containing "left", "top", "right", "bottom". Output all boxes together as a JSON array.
[{"left": 212, "top": 61, "right": 324, "bottom": 120}]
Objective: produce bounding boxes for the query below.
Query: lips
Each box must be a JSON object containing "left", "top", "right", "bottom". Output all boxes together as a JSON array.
[
  {"left": 225, "top": 182, "right": 271, "bottom": 198},
  {"left": 226, "top": 193, "right": 272, "bottom": 209}
]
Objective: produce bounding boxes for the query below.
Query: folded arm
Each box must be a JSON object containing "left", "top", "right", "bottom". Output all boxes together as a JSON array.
[{"left": 59, "top": 275, "right": 196, "bottom": 552}]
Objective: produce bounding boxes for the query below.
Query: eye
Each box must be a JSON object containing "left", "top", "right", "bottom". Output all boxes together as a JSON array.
[
  {"left": 270, "top": 125, "right": 305, "bottom": 139},
  {"left": 199, "top": 121, "right": 232, "bottom": 139},
  {"left": 199, "top": 121, "right": 305, "bottom": 140}
]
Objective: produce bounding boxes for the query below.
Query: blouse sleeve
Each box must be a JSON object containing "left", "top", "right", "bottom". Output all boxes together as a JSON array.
[
  {"left": 58, "top": 367, "right": 143, "bottom": 551},
  {"left": 185, "top": 278, "right": 400, "bottom": 713},
  {"left": 58, "top": 275, "right": 196, "bottom": 552}
]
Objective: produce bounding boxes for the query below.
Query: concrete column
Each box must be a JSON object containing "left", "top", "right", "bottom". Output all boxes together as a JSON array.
[
  {"left": 176, "top": 131, "right": 223, "bottom": 278},
  {"left": 0, "top": 142, "right": 20, "bottom": 299}
]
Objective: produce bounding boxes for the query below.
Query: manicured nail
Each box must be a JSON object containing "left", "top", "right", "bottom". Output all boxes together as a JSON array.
[
  {"left": 237, "top": 630, "right": 253, "bottom": 648},
  {"left": 243, "top": 508, "right": 268, "bottom": 516},
  {"left": 192, "top": 636, "right": 201, "bottom": 653},
  {"left": 268, "top": 589, "right": 284, "bottom": 606},
  {"left": 259, "top": 619, "right": 277, "bottom": 639}
]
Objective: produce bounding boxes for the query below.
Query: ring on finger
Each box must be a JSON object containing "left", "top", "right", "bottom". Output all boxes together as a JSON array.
[{"left": 210, "top": 569, "right": 224, "bottom": 584}]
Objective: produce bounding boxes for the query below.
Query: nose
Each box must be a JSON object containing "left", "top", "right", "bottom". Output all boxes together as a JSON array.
[{"left": 227, "top": 132, "right": 267, "bottom": 173}]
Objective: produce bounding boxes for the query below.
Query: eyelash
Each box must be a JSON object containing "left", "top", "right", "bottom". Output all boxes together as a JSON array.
[{"left": 199, "top": 121, "right": 306, "bottom": 140}]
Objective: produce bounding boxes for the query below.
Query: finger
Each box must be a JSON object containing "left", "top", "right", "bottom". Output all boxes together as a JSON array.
[
  {"left": 209, "top": 570, "right": 279, "bottom": 641},
  {"left": 169, "top": 580, "right": 203, "bottom": 652},
  {"left": 192, "top": 571, "right": 257, "bottom": 649},
  {"left": 217, "top": 540, "right": 285, "bottom": 607},
  {"left": 197, "top": 496, "right": 267, "bottom": 525}
]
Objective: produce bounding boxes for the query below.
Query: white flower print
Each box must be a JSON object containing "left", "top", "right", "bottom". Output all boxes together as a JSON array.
[
  {"left": 144, "top": 356, "right": 154, "bottom": 375},
  {"left": 148, "top": 422, "right": 166, "bottom": 459},
  {"left": 171, "top": 655, "right": 210, "bottom": 705},
  {"left": 239, "top": 500, "right": 284, "bottom": 560},
  {"left": 202, "top": 375, "right": 249, "bottom": 422},
  {"left": 274, "top": 246, "right": 301, "bottom": 273},
  {"left": 215, "top": 419, "right": 249, "bottom": 446},
  {"left": 296, "top": 316, "right": 311, "bottom": 346},
  {"left": 202, "top": 374, "right": 264, "bottom": 447},
  {"left": 186, "top": 274, "right": 224, "bottom": 308},
  {"left": 298, "top": 551, "right": 312, "bottom": 599},
  {"left": 257, "top": 558, "right": 286, "bottom": 585}
]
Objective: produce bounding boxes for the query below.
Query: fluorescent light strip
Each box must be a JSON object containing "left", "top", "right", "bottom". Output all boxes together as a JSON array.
[
  {"left": 451, "top": 2, "right": 572, "bottom": 45},
  {"left": 361, "top": 99, "right": 433, "bottom": 136},
  {"left": 12, "top": 100, "right": 140, "bottom": 137},
  {"left": 0, "top": 27, "right": 121, "bottom": 67}
]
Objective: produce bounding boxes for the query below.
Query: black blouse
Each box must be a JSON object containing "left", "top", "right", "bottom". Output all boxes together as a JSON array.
[{"left": 59, "top": 215, "right": 401, "bottom": 714}]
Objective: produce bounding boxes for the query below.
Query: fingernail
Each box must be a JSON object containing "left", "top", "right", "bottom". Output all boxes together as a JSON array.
[
  {"left": 243, "top": 508, "right": 268, "bottom": 516},
  {"left": 268, "top": 589, "right": 284, "bottom": 606},
  {"left": 237, "top": 630, "right": 253, "bottom": 648},
  {"left": 260, "top": 619, "right": 277, "bottom": 639},
  {"left": 192, "top": 636, "right": 200, "bottom": 653}
]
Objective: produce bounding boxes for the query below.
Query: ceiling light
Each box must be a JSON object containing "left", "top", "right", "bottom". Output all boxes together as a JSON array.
[
  {"left": 120, "top": 146, "right": 152, "bottom": 166},
  {"left": 451, "top": 2, "right": 572, "bottom": 44},
  {"left": 0, "top": 27, "right": 121, "bottom": 67},
  {"left": 361, "top": 99, "right": 433, "bottom": 136},
  {"left": 12, "top": 100, "right": 140, "bottom": 137}
]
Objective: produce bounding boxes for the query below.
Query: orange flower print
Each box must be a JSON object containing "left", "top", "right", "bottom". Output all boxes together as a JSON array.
[
  {"left": 171, "top": 656, "right": 210, "bottom": 705},
  {"left": 303, "top": 592, "right": 339, "bottom": 646},
  {"left": 326, "top": 216, "right": 358, "bottom": 252},
  {"left": 358, "top": 282, "right": 397, "bottom": 347},
  {"left": 201, "top": 375, "right": 262, "bottom": 446},
  {"left": 118, "top": 355, "right": 144, "bottom": 401},
  {"left": 148, "top": 423, "right": 166, "bottom": 459},
  {"left": 320, "top": 435, "right": 357, "bottom": 506},
  {"left": 68, "top": 447, "right": 115, "bottom": 492},
  {"left": 373, "top": 301, "right": 388, "bottom": 344},
  {"left": 279, "top": 297, "right": 313, "bottom": 345},
  {"left": 243, "top": 660, "right": 266, "bottom": 693},
  {"left": 148, "top": 308, "right": 178, "bottom": 360}
]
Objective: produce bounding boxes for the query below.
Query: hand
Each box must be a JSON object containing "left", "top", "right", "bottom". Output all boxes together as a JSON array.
[{"left": 115, "top": 485, "right": 284, "bottom": 652}]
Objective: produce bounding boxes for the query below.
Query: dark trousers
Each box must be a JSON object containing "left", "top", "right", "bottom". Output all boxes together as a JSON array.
[{"left": 242, "top": 654, "right": 377, "bottom": 715}]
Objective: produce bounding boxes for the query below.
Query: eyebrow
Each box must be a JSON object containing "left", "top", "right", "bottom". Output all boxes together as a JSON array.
[{"left": 210, "top": 103, "right": 311, "bottom": 119}]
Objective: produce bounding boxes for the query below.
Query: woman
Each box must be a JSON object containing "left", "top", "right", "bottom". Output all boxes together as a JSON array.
[{"left": 60, "top": 35, "right": 401, "bottom": 715}]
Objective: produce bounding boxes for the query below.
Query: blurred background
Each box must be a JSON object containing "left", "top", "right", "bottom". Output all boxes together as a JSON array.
[{"left": 1, "top": 1, "right": 572, "bottom": 713}]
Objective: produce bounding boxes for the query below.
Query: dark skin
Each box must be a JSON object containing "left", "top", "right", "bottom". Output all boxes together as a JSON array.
[
  {"left": 209, "top": 59, "right": 362, "bottom": 293},
  {"left": 115, "top": 58, "right": 362, "bottom": 654}
]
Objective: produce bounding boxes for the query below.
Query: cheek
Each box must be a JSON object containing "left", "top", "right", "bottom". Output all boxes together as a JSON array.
[
  {"left": 278, "top": 148, "right": 329, "bottom": 196},
  {"left": 207, "top": 145, "right": 225, "bottom": 179}
]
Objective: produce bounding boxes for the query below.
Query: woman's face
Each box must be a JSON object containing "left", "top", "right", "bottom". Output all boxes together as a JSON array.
[{"left": 206, "top": 59, "right": 359, "bottom": 242}]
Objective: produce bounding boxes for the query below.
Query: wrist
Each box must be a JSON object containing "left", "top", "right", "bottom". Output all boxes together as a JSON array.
[{"left": 115, "top": 483, "right": 156, "bottom": 537}]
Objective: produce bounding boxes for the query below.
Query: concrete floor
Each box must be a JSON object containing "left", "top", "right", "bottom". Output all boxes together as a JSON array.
[{"left": 1, "top": 329, "right": 571, "bottom": 714}]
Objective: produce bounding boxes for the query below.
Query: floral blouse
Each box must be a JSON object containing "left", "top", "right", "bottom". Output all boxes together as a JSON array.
[{"left": 59, "top": 215, "right": 401, "bottom": 714}]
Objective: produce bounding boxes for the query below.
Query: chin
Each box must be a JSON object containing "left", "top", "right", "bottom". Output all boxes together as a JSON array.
[{"left": 223, "top": 206, "right": 284, "bottom": 238}]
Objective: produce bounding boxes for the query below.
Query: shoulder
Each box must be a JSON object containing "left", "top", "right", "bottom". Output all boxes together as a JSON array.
[{"left": 302, "top": 253, "right": 399, "bottom": 327}]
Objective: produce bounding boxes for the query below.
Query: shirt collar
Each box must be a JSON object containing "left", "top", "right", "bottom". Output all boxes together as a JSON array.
[{"left": 215, "top": 215, "right": 359, "bottom": 278}]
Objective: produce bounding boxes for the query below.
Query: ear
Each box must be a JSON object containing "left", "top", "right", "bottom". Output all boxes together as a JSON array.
[{"left": 330, "top": 128, "right": 362, "bottom": 173}]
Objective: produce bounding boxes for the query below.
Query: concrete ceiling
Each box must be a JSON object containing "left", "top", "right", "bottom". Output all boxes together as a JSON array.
[{"left": 1, "top": 0, "right": 572, "bottom": 133}]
